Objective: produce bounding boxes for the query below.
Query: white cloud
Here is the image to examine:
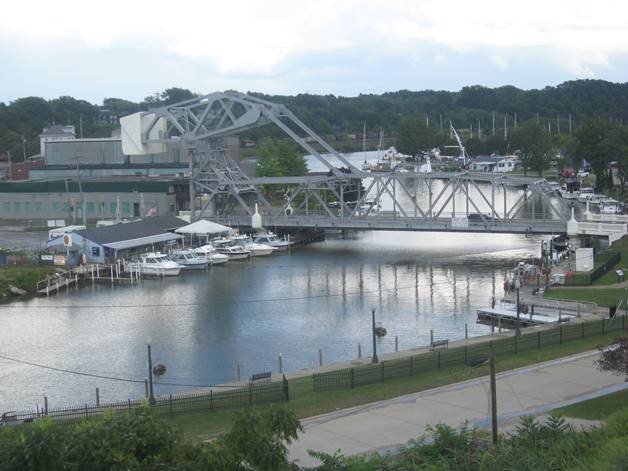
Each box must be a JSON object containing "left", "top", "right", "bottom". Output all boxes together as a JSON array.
[{"left": 1, "top": 0, "right": 627, "bottom": 86}]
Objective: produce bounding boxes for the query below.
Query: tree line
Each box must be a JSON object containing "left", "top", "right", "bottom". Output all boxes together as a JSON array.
[{"left": 1, "top": 81, "right": 627, "bottom": 173}]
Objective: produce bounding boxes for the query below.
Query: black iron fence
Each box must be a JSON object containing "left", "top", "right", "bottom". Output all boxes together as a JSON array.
[
  {"left": 5, "top": 376, "right": 289, "bottom": 426},
  {"left": 5, "top": 316, "right": 627, "bottom": 425},
  {"left": 313, "top": 315, "right": 627, "bottom": 392}
]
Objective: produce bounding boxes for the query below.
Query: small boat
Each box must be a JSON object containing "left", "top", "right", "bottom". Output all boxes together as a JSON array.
[
  {"left": 548, "top": 182, "right": 561, "bottom": 194},
  {"left": 599, "top": 199, "right": 624, "bottom": 215},
  {"left": 559, "top": 184, "right": 579, "bottom": 199},
  {"left": 192, "top": 244, "right": 229, "bottom": 265},
  {"left": 243, "top": 240, "right": 276, "bottom": 257},
  {"left": 253, "top": 233, "right": 291, "bottom": 250},
  {"left": 216, "top": 246, "right": 251, "bottom": 260},
  {"left": 169, "top": 249, "right": 208, "bottom": 270},
  {"left": 127, "top": 252, "right": 182, "bottom": 276},
  {"left": 577, "top": 187, "right": 595, "bottom": 203},
  {"left": 212, "top": 239, "right": 251, "bottom": 260}
]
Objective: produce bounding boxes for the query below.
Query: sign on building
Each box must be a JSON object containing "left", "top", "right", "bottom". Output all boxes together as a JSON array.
[{"left": 63, "top": 234, "right": 72, "bottom": 247}]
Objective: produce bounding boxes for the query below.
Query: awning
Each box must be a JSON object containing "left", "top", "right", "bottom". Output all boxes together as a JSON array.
[
  {"left": 175, "top": 219, "right": 231, "bottom": 235},
  {"left": 102, "top": 233, "right": 183, "bottom": 251}
]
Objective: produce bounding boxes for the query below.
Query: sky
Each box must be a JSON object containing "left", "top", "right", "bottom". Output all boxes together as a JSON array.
[{"left": 1, "top": 0, "right": 628, "bottom": 104}]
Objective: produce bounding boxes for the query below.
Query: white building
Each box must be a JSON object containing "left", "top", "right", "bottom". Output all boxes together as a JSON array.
[
  {"left": 39, "top": 125, "right": 76, "bottom": 157},
  {"left": 469, "top": 155, "right": 518, "bottom": 173}
]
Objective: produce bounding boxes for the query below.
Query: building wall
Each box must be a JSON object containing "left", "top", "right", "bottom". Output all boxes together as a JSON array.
[
  {"left": 46, "top": 139, "right": 126, "bottom": 165},
  {"left": 0, "top": 191, "right": 175, "bottom": 221},
  {"left": 30, "top": 166, "right": 187, "bottom": 180}
]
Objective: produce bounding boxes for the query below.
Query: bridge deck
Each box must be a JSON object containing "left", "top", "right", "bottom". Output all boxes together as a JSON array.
[{"left": 215, "top": 215, "right": 566, "bottom": 234}]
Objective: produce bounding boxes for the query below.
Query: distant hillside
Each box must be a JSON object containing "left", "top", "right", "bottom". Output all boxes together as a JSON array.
[{"left": 1, "top": 80, "right": 626, "bottom": 161}]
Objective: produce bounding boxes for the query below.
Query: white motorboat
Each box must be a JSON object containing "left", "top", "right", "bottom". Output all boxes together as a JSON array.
[
  {"left": 599, "top": 199, "right": 624, "bottom": 214},
  {"left": 559, "top": 184, "right": 579, "bottom": 200},
  {"left": 127, "top": 252, "right": 183, "bottom": 276},
  {"left": 253, "top": 233, "right": 291, "bottom": 250},
  {"left": 212, "top": 239, "right": 251, "bottom": 260},
  {"left": 169, "top": 249, "right": 208, "bottom": 270},
  {"left": 243, "top": 240, "right": 276, "bottom": 256},
  {"left": 216, "top": 245, "right": 251, "bottom": 260},
  {"left": 192, "top": 244, "right": 229, "bottom": 265},
  {"left": 577, "top": 187, "right": 595, "bottom": 203}
]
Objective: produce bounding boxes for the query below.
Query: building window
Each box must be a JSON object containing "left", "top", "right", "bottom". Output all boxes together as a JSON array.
[
  {"left": 35, "top": 202, "right": 44, "bottom": 212},
  {"left": 91, "top": 247, "right": 100, "bottom": 257},
  {"left": 13, "top": 202, "right": 21, "bottom": 213},
  {"left": 109, "top": 202, "right": 117, "bottom": 214},
  {"left": 122, "top": 202, "right": 130, "bottom": 215},
  {"left": 86, "top": 202, "right": 95, "bottom": 213},
  {"left": 24, "top": 202, "right": 32, "bottom": 213}
]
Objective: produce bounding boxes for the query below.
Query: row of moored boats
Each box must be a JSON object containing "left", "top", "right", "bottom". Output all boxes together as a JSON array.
[
  {"left": 126, "top": 233, "right": 291, "bottom": 276},
  {"left": 552, "top": 183, "right": 624, "bottom": 215}
]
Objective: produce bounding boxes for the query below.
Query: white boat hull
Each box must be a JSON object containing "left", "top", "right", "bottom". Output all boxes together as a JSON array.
[
  {"left": 249, "top": 247, "right": 275, "bottom": 256},
  {"left": 179, "top": 261, "right": 208, "bottom": 270},
  {"left": 137, "top": 266, "right": 181, "bottom": 276}
]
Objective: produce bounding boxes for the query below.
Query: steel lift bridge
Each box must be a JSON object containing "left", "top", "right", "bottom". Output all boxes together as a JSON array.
[{"left": 120, "top": 91, "right": 574, "bottom": 235}]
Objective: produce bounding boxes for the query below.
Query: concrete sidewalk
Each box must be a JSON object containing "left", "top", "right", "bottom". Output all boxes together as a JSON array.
[{"left": 289, "top": 350, "right": 628, "bottom": 468}]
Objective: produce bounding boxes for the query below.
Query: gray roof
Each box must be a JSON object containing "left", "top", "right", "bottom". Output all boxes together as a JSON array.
[
  {"left": 40, "top": 125, "right": 75, "bottom": 136},
  {"left": 76, "top": 215, "right": 187, "bottom": 245}
]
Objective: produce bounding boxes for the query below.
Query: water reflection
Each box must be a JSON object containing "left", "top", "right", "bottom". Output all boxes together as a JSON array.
[{"left": 0, "top": 230, "right": 542, "bottom": 410}]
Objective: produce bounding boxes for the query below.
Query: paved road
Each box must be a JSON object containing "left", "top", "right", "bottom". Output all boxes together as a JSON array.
[{"left": 289, "top": 351, "right": 628, "bottom": 468}]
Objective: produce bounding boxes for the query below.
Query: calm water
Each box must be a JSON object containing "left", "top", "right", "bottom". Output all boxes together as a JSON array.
[
  {"left": 0, "top": 231, "right": 542, "bottom": 411},
  {"left": 0, "top": 151, "right": 559, "bottom": 411}
]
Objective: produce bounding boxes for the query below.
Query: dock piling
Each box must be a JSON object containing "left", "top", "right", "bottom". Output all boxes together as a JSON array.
[
  {"left": 358, "top": 343, "right": 361, "bottom": 359},
  {"left": 318, "top": 349, "right": 323, "bottom": 366},
  {"left": 395, "top": 335, "right": 398, "bottom": 352},
  {"left": 278, "top": 354, "right": 283, "bottom": 374}
]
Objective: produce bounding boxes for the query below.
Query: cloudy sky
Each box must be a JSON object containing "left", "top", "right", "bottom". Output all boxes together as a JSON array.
[{"left": 1, "top": 0, "right": 627, "bottom": 104}]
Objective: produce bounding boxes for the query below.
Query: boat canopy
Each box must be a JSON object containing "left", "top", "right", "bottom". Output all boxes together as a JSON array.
[{"left": 175, "top": 219, "right": 231, "bottom": 235}]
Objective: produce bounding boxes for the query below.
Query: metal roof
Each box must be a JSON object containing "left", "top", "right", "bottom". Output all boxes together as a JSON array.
[
  {"left": 103, "top": 232, "right": 183, "bottom": 250},
  {"left": 76, "top": 215, "right": 187, "bottom": 245}
]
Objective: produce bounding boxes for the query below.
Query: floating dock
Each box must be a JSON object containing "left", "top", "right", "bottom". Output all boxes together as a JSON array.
[{"left": 477, "top": 306, "right": 574, "bottom": 327}]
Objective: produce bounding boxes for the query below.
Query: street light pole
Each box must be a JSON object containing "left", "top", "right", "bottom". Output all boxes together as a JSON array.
[
  {"left": 515, "top": 275, "right": 521, "bottom": 337},
  {"left": 147, "top": 343, "right": 155, "bottom": 404},
  {"left": 371, "top": 308, "right": 379, "bottom": 364}
]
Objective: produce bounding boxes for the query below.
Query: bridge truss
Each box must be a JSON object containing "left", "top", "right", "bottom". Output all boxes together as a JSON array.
[{"left": 121, "top": 91, "right": 572, "bottom": 235}]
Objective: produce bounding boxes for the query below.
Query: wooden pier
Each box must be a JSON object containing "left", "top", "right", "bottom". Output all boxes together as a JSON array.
[
  {"left": 477, "top": 305, "right": 574, "bottom": 327},
  {"left": 36, "top": 262, "right": 141, "bottom": 296}
]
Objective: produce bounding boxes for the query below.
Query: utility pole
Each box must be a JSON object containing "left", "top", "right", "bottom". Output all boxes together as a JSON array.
[
  {"left": 478, "top": 119, "right": 481, "bottom": 139},
  {"left": 439, "top": 113, "right": 443, "bottom": 136},
  {"left": 6, "top": 150, "right": 11, "bottom": 181},
  {"left": 79, "top": 115, "right": 84, "bottom": 139},
  {"left": 146, "top": 342, "right": 155, "bottom": 404},
  {"left": 72, "top": 157, "right": 86, "bottom": 226},
  {"left": 514, "top": 112, "right": 517, "bottom": 129},
  {"left": 504, "top": 114, "right": 507, "bottom": 141},
  {"left": 21, "top": 135, "right": 27, "bottom": 160},
  {"left": 557, "top": 112, "right": 560, "bottom": 134},
  {"left": 489, "top": 343, "right": 498, "bottom": 445},
  {"left": 371, "top": 308, "right": 379, "bottom": 363},
  {"left": 492, "top": 111, "right": 496, "bottom": 136},
  {"left": 569, "top": 114, "right": 572, "bottom": 136}
]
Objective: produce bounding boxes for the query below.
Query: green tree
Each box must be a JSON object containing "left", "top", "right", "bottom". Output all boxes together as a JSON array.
[
  {"left": 603, "top": 126, "right": 628, "bottom": 187},
  {"left": 396, "top": 116, "right": 434, "bottom": 155},
  {"left": 510, "top": 120, "right": 553, "bottom": 176},
  {"left": 573, "top": 120, "right": 612, "bottom": 177},
  {"left": 256, "top": 138, "right": 308, "bottom": 177}
]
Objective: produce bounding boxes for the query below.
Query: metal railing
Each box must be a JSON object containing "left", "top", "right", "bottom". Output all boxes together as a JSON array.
[{"left": 312, "top": 315, "right": 626, "bottom": 392}]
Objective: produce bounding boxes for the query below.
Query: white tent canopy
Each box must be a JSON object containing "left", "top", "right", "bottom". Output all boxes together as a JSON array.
[{"left": 175, "top": 219, "right": 231, "bottom": 236}]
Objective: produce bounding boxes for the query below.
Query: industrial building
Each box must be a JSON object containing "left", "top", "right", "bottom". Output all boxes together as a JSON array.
[{"left": 0, "top": 179, "right": 188, "bottom": 223}]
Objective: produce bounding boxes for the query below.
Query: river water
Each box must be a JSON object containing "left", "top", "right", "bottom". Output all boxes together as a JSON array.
[{"left": 0, "top": 151, "right": 553, "bottom": 411}]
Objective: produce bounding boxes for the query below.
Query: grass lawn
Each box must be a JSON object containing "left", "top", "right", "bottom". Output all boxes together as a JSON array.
[
  {"left": 0, "top": 265, "right": 55, "bottom": 300},
  {"left": 555, "top": 388, "right": 628, "bottom": 420},
  {"left": 172, "top": 330, "right": 625, "bottom": 442},
  {"left": 546, "top": 289, "right": 628, "bottom": 308}
]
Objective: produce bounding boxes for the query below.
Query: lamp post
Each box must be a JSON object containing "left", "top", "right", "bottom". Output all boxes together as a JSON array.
[
  {"left": 514, "top": 275, "right": 521, "bottom": 337},
  {"left": 146, "top": 340, "right": 155, "bottom": 404},
  {"left": 371, "top": 308, "right": 379, "bottom": 364}
]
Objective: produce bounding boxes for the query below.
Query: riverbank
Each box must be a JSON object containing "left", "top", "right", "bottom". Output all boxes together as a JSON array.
[
  {"left": 172, "top": 319, "right": 625, "bottom": 441},
  {"left": 0, "top": 265, "right": 55, "bottom": 301}
]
